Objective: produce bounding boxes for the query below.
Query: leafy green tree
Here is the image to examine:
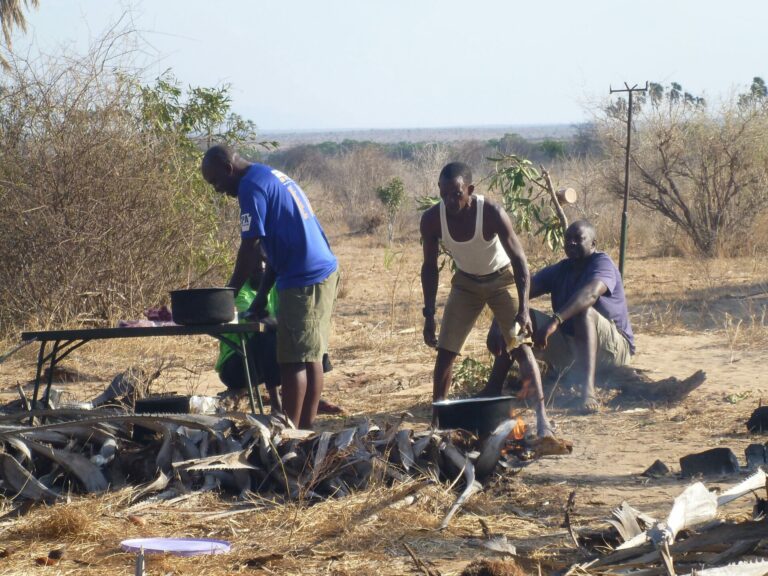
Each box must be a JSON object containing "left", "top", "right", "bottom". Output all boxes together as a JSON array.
[
  {"left": 738, "top": 76, "right": 767, "bottom": 108},
  {"left": 139, "top": 72, "right": 276, "bottom": 154},
  {"left": 376, "top": 177, "right": 405, "bottom": 245},
  {"left": 487, "top": 155, "right": 569, "bottom": 251},
  {"left": 137, "top": 72, "right": 277, "bottom": 277},
  {"left": 539, "top": 139, "right": 566, "bottom": 160},
  {"left": 488, "top": 132, "right": 535, "bottom": 158}
]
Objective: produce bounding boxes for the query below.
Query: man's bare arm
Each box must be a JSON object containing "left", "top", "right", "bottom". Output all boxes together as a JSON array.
[
  {"left": 227, "top": 236, "right": 261, "bottom": 292},
  {"left": 487, "top": 272, "right": 546, "bottom": 354},
  {"left": 490, "top": 203, "right": 532, "bottom": 332},
  {"left": 250, "top": 262, "right": 276, "bottom": 315},
  {"left": 420, "top": 208, "right": 441, "bottom": 347},
  {"left": 533, "top": 277, "right": 608, "bottom": 349},
  {"left": 555, "top": 278, "right": 607, "bottom": 322}
]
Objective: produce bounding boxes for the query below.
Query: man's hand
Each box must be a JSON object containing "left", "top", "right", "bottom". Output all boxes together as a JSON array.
[
  {"left": 486, "top": 320, "right": 506, "bottom": 357},
  {"left": 423, "top": 316, "right": 437, "bottom": 348},
  {"left": 243, "top": 292, "right": 268, "bottom": 321},
  {"left": 533, "top": 318, "right": 559, "bottom": 350},
  {"left": 515, "top": 309, "right": 533, "bottom": 337}
]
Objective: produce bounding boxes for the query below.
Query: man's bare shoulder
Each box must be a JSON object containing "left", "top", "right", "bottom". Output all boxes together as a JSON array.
[
  {"left": 420, "top": 203, "right": 441, "bottom": 237},
  {"left": 481, "top": 196, "right": 506, "bottom": 216},
  {"left": 481, "top": 196, "right": 512, "bottom": 230}
]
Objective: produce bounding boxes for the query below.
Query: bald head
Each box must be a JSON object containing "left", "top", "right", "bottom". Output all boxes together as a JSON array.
[
  {"left": 201, "top": 144, "right": 251, "bottom": 197},
  {"left": 203, "top": 144, "right": 236, "bottom": 168},
  {"left": 564, "top": 220, "right": 597, "bottom": 260},
  {"left": 568, "top": 220, "right": 595, "bottom": 241}
]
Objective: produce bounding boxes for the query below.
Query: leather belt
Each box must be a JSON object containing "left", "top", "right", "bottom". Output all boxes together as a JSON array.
[{"left": 458, "top": 264, "right": 512, "bottom": 283}]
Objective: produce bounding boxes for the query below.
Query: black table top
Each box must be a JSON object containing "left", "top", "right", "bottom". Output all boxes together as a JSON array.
[{"left": 21, "top": 322, "right": 264, "bottom": 342}]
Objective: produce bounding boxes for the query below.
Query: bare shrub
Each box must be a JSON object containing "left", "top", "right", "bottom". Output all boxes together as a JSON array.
[
  {"left": 360, "top": 213, "right": 385, "bottom": 235},
  {"left": 597, "top": 81, "right": 768, "bottom": 257},
  {"left": 412, "top": 142, "right": 449, "bottom": 199},
  {"left": 320, "top": 146, "right": 391, "bottom": 233},
  {"left": 0, "top": 32, "right": 237, "bottom": 335}
]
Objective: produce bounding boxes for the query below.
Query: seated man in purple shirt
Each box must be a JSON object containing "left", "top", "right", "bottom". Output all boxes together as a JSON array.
[{"left": 483, "top": 220, "right": 634, "bottom": 413}]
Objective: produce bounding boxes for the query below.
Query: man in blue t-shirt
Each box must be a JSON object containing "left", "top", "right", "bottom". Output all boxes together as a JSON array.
[
  {"left": 483, "top": 220, "right": 634, "bottom": 413},
  {"left": 201, "top": 145, "right": 339, "bottom": 429}
]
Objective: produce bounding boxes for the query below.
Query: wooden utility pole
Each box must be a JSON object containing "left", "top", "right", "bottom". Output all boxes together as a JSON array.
[{"left": 609, "top": 82, "right": 648, "bottom": 278}]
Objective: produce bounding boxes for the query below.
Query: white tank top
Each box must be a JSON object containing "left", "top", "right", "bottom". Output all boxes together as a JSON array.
[{"left": 440, "top": 195, "right": 511, "bottom": 275}]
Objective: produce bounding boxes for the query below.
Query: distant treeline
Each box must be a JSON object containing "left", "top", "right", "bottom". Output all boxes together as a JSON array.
[{"left": 265, "top": 124, "right": 601, "bottom": 169}]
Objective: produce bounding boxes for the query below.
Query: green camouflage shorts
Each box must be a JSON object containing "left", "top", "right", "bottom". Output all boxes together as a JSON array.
[{"left": 276, "top": 270, "right": 339, "bottom": 363}]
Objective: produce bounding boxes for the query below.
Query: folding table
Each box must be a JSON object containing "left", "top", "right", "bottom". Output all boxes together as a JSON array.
[{"left": 20, "top": 323, "right": 265, "bottom": 416}]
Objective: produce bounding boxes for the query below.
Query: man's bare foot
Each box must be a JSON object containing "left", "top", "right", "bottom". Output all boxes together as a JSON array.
[
  {"left": 317, "top": 398, "right": 345, "bottom": 415},
  {"left": 578, "top": 394, "right": 600, "bottom": 414},
  {"left": 537, "top": 422, "right": 556, "bottom": 438},
  {"left": 536, "top": 413, "right": 556, "bottom": 438}
]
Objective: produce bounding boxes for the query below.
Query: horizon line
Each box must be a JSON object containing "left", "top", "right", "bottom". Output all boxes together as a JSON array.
[{"left": 258, "top": 121, "right": 585, "bottom": 135}]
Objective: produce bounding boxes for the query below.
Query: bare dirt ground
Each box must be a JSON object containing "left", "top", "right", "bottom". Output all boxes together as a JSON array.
[{"left": 1, "top": 235, "right": 767, "bottom": 575}]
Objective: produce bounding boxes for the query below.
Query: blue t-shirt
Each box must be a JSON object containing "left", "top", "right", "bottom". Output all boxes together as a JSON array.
[
  {"left": 238, "top": 164, "right": 337, "bottom": 290},
  {"left": 533, "top": 252, "right": 635, "bottom": 353}
]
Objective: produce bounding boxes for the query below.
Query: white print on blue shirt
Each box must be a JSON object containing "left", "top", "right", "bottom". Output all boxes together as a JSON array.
[
  {"left": 270, "top": 169, "right": 315, "bottom": 220},
  {"left": 270, "top": 169, "right": 290, "bottom": 184},
  {"left": 240, "top": 213, "right": 252, "bottom": 232}
]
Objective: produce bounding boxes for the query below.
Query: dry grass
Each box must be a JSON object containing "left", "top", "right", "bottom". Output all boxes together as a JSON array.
[
  {"left": 0, "top": 477, "right": 564, "bottom": 575},
  {"left": 11, "top": 504, "right": 96, "bottom": 541},
  {"left": 1, "top": 237, "right": 768, "bottom": 575}
]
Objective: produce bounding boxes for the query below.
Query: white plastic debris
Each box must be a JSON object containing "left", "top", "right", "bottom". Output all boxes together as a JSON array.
[
  {"left": 617, "top": 470, "right": 768, "bottom": 550},
  {"left": 717, "top": 468, "right": 767, "bottom": 507},
  {"left": 90, "top": 438, "right": 118, "bottom": 466},
  {"left": 649, "top": 482, "right": 717, "bottom": 546},
  {"left": 188, "top": 396, "right": 218, "bottom": 414},
  {"left": 679, "top": 559, "right": 768, "bottom": 576}
]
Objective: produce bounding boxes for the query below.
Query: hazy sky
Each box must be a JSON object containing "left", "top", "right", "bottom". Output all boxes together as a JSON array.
[{"left": 12, "top": 1, "right": 768, "bottom": 131}]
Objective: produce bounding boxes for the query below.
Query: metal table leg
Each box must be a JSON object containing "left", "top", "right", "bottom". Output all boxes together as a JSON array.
[
  {"left": 29, "top": 341, "right": 48, "bottom": 424},
  {"left": 210, "top": 333, "right": 264, "bottom": 416},
  {"left": 40, "top": 339, "right": 88, "bottom": 407},
  {"left": 240, "top": 337, "right": 264, "bottom": 415},
  {"left": 29, "top": 338, "right": 90, "bottom": 424},
  {"left": 41, "top": 340, "right": 61, "bottom": 411}
]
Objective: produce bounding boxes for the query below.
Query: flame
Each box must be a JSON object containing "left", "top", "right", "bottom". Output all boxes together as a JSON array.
[{"left": 511, "top": 417, "right": 526, "bottom": 441}]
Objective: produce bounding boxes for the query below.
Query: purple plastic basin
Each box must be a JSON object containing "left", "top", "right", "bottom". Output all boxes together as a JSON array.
[{"left": 120, "top": 537, "right": 231, "bottom": 556}]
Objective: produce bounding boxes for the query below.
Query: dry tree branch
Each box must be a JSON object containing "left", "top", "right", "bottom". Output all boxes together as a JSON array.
[{"left": 541, "top": 166, "right": 569, "bottom": 231}]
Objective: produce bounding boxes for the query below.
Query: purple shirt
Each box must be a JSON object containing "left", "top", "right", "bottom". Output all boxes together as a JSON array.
[{"left": 533, "top": 252, "right": 635, "bottom": 353}]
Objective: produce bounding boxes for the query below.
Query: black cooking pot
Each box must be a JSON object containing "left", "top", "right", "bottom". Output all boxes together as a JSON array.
[
  {"left": 432, "top": 396, "right": 516, "bottom": 436},
  {"left": 170, "top": 288, "right": 235, "bottom": 325}
]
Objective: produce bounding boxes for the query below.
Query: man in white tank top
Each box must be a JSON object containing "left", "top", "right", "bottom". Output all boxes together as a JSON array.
[{"left": 420, "top": 162, "right": 553, "bottom": 437}]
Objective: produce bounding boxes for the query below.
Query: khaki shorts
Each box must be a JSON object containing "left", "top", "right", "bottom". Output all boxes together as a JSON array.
[
  {"left": 276, "top": 270, "right": 339, "bottom": 363},
  {"left": 438, "top": 266, "right": 520, "bottom": 354},
  {"left": 530, "top": 308, "right": 631, "bottom": 374}
]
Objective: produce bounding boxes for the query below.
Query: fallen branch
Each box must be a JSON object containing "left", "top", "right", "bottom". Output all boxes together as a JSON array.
[
  {"left": 563, "top": 490, "right": 591, "bottom": 559},
  {"left": 403, "top": 542, "right": 440, "bottom": 576}
]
